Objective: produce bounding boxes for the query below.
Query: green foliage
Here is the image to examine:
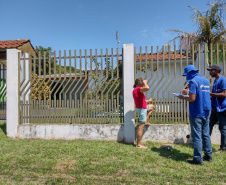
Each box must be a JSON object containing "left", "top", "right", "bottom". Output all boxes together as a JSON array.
[
  {"left": 35, "top": 46, "right": 55, "bottom": 75},
  {"left": 35, "top": 46, "right": 81, "bottom": 75},
  {"left": 207, "top": 43, "right": 226, "bottom": 64},
  {"left": 88, "top": 57, "right": 122, "bottom": 100},
  {"left": 191, "top": 0, "right": 226, "bottom": 45},
  {"left": 0, "top": 79, "right": 6, "bottom": 103},
  {"left": 0, "top": 122, "right": 6, "bottom": 137},
  {"left": 55, "top": 65, "right": 78, "bottom": 74},
  {"left": 169, "top": 0, "right": 226, "bottom": 63},
  {"left": 31, "top": 73, "right": 51, "bottom": 100}
]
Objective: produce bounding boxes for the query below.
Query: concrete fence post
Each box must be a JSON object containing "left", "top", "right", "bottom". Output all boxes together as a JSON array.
[
  {"left": 6, "top": 49, "right": 20, "bottom": 138},
  {"left": 123, "top": 44, "right": 135, "bottom": 143}
]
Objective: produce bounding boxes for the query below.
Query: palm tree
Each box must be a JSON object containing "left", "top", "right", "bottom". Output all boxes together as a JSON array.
[{"left": 169, "top": 0, "right": 226, "bottom": 63}]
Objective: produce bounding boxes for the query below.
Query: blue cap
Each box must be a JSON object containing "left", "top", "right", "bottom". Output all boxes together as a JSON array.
[{"left": 182, "top": 65, "right": 199, "bottom": 76}]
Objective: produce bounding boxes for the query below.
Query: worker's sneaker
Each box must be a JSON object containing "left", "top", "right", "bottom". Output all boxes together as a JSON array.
[
  {"left": 186, "top": 159, "right": 204, "bottom": 165},
  {"left": 203, "top": 156, "right": 212, "bottom": 162}
]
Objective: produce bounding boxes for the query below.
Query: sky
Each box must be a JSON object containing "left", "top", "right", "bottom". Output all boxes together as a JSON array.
[{"left": 0, "top": 0, "right": 211, "bottom": 53}]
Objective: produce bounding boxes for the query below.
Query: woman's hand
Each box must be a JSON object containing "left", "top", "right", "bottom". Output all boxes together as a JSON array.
[
  {"left": 143, "top": 80, "right": 147, "bottom": 85},
  {"left": 140, "top": 80, "right": 149, "bottom": 93}
]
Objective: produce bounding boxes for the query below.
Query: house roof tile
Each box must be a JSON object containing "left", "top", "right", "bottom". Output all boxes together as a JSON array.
[
  {"left": 136, "top": 53, "right": 191, "bottom": 61},
  {"left": 118, "top": 53, "right": 192, "bottom": 63},
  {"left": 0, "top": 39, "right": 30, "bottom": 49}
]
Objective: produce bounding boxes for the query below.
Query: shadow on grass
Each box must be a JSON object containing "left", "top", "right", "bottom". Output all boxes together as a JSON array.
[
  {"left": 151, "top": 146, "right": 192, "bottom": 162},
  {"left": 117, "top": 141, "right": 136, "bottom": 147},
  {"left": 0, "top": 122, "right": 6, "bottom": 135}
]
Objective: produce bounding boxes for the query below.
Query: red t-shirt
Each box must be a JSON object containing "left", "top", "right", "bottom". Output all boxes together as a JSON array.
[{"left": 133, "top": 87, "right": 147, "bottom": 109}]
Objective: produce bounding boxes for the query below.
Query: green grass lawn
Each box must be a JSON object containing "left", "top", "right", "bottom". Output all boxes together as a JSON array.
[{"left": 0, "top": 122, "right": 225, "bottom": 184}]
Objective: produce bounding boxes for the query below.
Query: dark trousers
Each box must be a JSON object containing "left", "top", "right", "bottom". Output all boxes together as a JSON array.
[{"left": 209, "top": 107, "right": 226, "bottom": 150}]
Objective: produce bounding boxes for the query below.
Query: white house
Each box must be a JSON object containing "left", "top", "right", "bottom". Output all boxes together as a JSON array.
[
  {"left": 134, "top": 49, "right": 209, "bottom": 100},
  {"left": 0, "top": 39, "right": 35, "bottom": 119}
]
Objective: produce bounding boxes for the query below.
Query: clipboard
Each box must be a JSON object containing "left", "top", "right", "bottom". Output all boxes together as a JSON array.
[{"left": 173, "top": 93, "right": 189, "bottom": 98}]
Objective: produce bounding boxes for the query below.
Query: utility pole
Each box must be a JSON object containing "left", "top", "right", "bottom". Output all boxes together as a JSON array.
[{"left": 116, "top": 31, "right": 120, "bottom": 49}]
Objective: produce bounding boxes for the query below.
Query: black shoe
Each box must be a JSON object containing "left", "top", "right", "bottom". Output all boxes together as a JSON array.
[
  {"left": 203, "top": 156, "right": 212, "bottom": 162},
  {"left": 187, "top": 159, "right": 204, "bottom": 165}
]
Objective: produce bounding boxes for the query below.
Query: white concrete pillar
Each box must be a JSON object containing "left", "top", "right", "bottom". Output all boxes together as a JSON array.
[
  {"left": 6, "top": 49, "right": 20, "bottom": 138},
  {"left": 123, "top": 44, "right": 135, "bottom": 143}
]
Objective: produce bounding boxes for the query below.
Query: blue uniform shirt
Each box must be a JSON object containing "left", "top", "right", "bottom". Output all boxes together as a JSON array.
[
  {"left": 211, "top": 76, "right": 226, "bottom": 112},
  {"left": 189, "top": 74, "right": 211, "bottom": 117}
]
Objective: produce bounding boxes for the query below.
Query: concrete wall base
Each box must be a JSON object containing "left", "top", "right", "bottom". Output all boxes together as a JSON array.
[
  {"left": 18, "top": 124, "right": 124, "bottom": 141},
  {"left": 17, "top": 124, "right": 220, "bottom": 145},
  {"left": 137, "top": 124, "right": 220, "bottom": 145}
]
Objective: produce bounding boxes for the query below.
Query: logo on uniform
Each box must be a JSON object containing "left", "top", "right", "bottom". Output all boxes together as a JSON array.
[
  {"left": 200, "top": 85, "right": 210, "bottom": 92},
  {"left": 200, "top": 85, "right": 210, "bottom": 88}
]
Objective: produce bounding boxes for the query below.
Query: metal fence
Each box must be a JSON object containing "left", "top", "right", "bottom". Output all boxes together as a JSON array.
[
  {"left": 134, "top": 43, "right": 226, "bottom": 123},
  {"left": 17, "top": 43, "right": 226, "bottom": 124},
  {"left": 19, "top": 49, "right": 123, "bottom": 124}
]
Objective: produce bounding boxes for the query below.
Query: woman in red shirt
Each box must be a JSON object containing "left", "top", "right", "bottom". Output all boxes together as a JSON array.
[{"left": 133, "top": 78, "right": 154, "bottom": 149}]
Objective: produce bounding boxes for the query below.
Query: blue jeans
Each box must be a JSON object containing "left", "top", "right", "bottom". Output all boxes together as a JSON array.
[
  {"left": 189, "top": 116, "right": 212, "bottom": 162},
  {"left": 209, "top": 107, "right": 226, "bottom": 150}
]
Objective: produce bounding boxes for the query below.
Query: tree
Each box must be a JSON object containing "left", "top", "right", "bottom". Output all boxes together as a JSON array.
[
  {"left": 89, "top": 57, "right": 122, "bottom": 100},
  {"left": 31, "top": 73, "right": 51, "bottom": 100},
  {"left": 31, "top": 46, "right": 54, "bottom": 100},
  {"left": 35, "top": 46, "right": 55, "bottom": 75},
  {"left": 169, "top": 0, "right": 226, "bottom": 63}
]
